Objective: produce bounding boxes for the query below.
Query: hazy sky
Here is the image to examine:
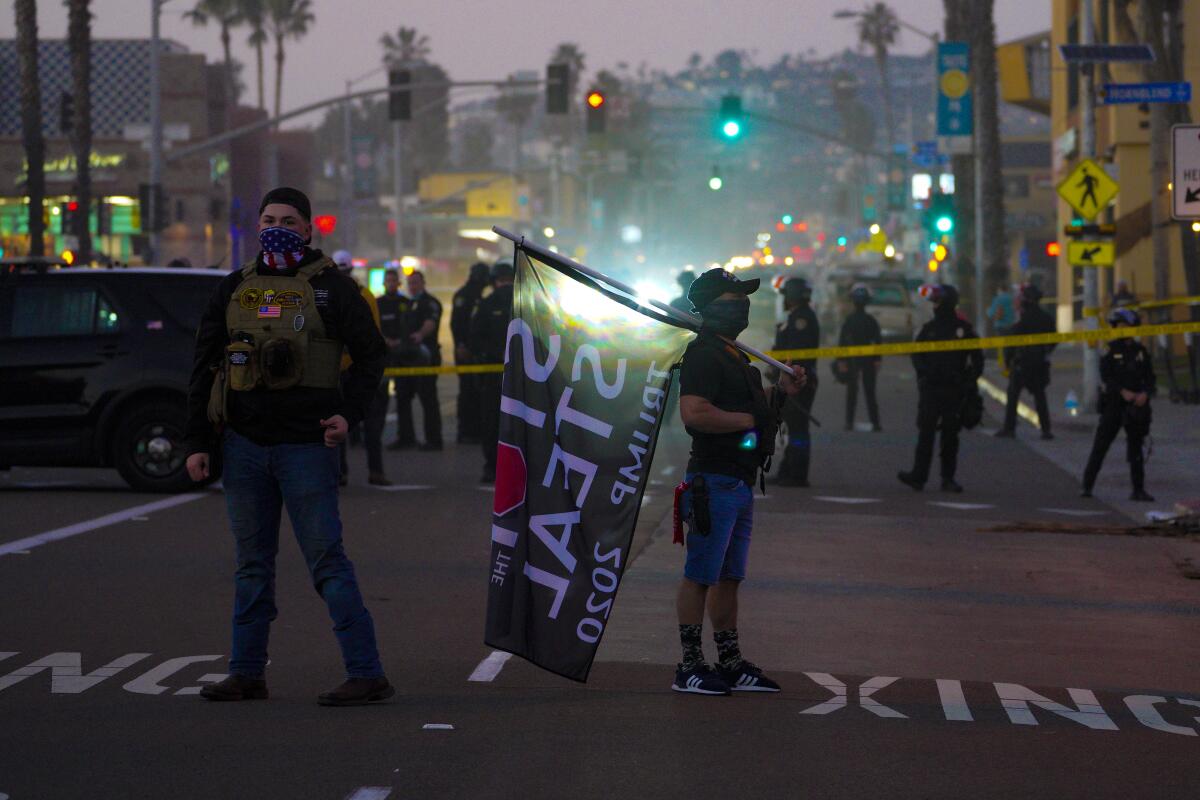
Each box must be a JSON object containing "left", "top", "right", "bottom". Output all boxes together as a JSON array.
[{"left": 2, "top": 1, "right": 1050, "bottom": 120}]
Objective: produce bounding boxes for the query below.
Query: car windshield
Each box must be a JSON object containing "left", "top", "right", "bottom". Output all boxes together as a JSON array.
[{"left": 862, "top": 284, "right": 905, "bottom": 306}]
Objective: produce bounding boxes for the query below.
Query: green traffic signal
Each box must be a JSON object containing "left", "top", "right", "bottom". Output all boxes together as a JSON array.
[
  {"left": 709, "top": 175, "right": 723, "bottom": 191},
  {"left": 722, "top": 120, "right": 742, "bottom": 139},
  {"left": 718, "top": 94, "right": 743, "bottom": 140},
  {"left": 935, "top": 215, "right": 954, "bottom": 234}
]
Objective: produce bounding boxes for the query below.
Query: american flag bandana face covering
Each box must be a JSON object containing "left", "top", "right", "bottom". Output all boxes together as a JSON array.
[{"left": 259, "top": 226, "right": 308, "bottom": 269}]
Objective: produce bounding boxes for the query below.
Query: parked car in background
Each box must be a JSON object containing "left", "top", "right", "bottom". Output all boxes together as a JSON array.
[
  {"left": 0, "top": 266, "right": 223, "bottom": 492},
  {"left": 822, "top": 272, "right": 918, "bottom": 343}
]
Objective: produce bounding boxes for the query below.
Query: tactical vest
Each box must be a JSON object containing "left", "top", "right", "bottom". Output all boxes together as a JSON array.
[{"left": 223, "top": 257, "right": 343, "bottom": 394}]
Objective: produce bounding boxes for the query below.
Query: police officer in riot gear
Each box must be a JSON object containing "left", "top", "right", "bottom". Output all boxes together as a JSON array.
[
  {"left": 898, "top": 284, "right": 983, "bottom": 494},
  {"left": 1082, "top": 307, "right": 1156, "bottom": 501},
  {"left": 470, "top": 258, "right": 515, "bottom": 483},
  {"left": 837, "top": 283, "right": 882, "bottom": 431},
  {"left": 772, "top": 277, "right": 819, "bottom": 487},
  {"left": 451, "top": 262, "right": 492, "bottom": 443},
  {"left": 184, "top": 187, "right": 392, "bottom": 706},
  {"left": 396, "top": 270, "right": 444, "bottom": 451},
  {"left": 995, "top": 284, "right": 1056, "bottom": 440}
]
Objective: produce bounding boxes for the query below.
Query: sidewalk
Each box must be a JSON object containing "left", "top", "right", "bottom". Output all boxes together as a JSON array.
[{"left": 980, "top": 343, "right": 1198, "bottom": 523}]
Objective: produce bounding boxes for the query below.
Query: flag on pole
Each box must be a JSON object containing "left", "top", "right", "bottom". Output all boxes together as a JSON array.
[{"left": 485, "top": 244, "right": 695, "bottom": 681}]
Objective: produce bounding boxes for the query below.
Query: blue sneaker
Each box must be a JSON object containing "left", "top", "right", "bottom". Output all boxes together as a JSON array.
[
  {"left": 717, "top": 661, "right": 782, "bottom": 693},
  {"left": 671, "top": 663, "right": 731, "bottom": 695}
]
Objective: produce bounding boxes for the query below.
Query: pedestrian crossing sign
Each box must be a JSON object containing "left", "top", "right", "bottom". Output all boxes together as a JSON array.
[
  {"left": 1057, "top": 158, "right": 1120, "bottom": 221},
  {"left": 1067, "top": 240, "right": 1116, "bottom": 267}
]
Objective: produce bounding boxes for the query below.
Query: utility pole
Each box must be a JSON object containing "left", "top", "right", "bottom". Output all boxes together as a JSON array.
[
  {"left": 1080, "top": 0, "right": 1099, "bottom": 411},
  {"left": 341, "top": 80, "right": 354, "bottom": 252},
  {"left": 148, "top": 0, "right": 166, "bottom": 263},
  {"left": 392, "top": 119, "right": 403, "bottom": 257},
  {"left": 973, "top": 105, "right": 985, "bottom": 333}
]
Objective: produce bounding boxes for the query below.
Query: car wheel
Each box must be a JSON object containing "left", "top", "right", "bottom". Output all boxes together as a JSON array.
[{"left": 112, "top": 400, "right": 203, "bottom": 493}]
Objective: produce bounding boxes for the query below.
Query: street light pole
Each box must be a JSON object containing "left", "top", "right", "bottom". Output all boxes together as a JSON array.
[
  {"left": 1080, "top": 0, "right": 1099, "bottom": 411},
  {"left": 148, "top": 0, "right": 167, "bottom": 263}
]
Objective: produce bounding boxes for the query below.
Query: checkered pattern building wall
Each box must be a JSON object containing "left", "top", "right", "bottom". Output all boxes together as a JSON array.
[{"left": 0, "top": 39, "right": 188, "bottom": 139}]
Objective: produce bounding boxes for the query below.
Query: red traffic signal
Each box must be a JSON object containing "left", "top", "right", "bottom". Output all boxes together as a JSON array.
[
  {"left": 313, "top": 215, "right": 337, "bottom": 236},
  {"left": 1046, "top": 241, "right": 1061, "bottom": 257}
]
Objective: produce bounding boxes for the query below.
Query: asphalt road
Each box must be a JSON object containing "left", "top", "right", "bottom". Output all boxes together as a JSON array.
[{"left": 2, "top": 340, "right": 1199, "bottom": 799}]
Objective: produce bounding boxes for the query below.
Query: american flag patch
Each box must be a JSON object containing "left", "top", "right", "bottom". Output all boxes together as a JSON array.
[{"left": 258, "top": 305, "right": 282, "bottom": 318}]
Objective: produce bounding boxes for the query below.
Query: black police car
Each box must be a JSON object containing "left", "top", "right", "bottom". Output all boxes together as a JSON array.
[{"left": 0, "top": 266, "right": 223, "bottom": 492}]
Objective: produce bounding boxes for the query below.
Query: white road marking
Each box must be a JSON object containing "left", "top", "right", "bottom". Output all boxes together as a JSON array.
[
  {"left": 369, "top": 484, "right": 434, "bottom": 492},
  {"left": 468, "top": 650, "right": 512, "bottom": 682},
  {"left": 345, "top": 788, "right": 391, "bottom": 800},
  {"left": 813, "top": 496, "right": 882, "bottom": 505},
  {"left": 1040, "top": 508, "right": 1110, "bottom": 517},
  {"left": 937, "top": 679, "right": 974, "bottom": 722},
  {"left": 928, "top": 502, "right": 995, "bottom": 511},
  {"left": 422, "top": 723, "right": 455, "bottom": 730},
  {"left": 0, "top": 493, "right": 206, "bottom": 557},
  {"left": 661, "top": 465, "right": 677, "bottom": 477}
]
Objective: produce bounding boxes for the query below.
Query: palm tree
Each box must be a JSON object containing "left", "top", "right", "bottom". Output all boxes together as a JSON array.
[
  {"left": 67, "top": 0, "right": 93, "bottom": 264},
  {"left": 856, "top": 2, "right": 900, "bottom": 154},
  {"left": 379, "top": 26, "right": 430, "bottom": 67},
  {"left": 943, "top": 0, "right": 975, "bottom": 302},
  {"left": 549, "top": 42, "right": 585, "bottom": 101},
  {"left": 971, "top": 0, "right": 1007, "bottom": 300},
  {"left": 15, "top": 0, "right": 45, "bottom": 258},
  {"left": 264, "top": 0, "right": 314, "bottom": 119},
  {"left": 240, "top": 0, "right": 266, "bottom": 109},
  {"left": 183, "top": 0, "right": 242, "bottom": 106}
]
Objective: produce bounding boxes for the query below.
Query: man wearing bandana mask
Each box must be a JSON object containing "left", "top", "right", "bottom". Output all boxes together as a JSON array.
[
  {"left": 183, "top": 187, "right": 393, "bottom": 706},
  {"left": 672, "top": 268, "right": 803, "bottom": 696}
]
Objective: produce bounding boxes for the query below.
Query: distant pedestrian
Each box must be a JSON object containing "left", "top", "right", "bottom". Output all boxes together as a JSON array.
[
  {"left": 898, "top": 284, "right": 983, "bottom": 494},
  {"left": 1081, "top": 307, "right": 1156, "bottom": 502},
  {"left": 451, "top": 262, "right": 492, "bottom": 444},
  {"left": 395, "top": 270, "right": 443, "bottom": 451},
  {"left": 378, "top": 269, "right": 414, "bottom": 450},
  {"left": 470, "top": 258, "right": 515, "bottom": 483},
  {"left": 995, "top": 284, "right": 1056, "bottom": 441},
  {"left": 1111, "top": 280, "right": 1136, "bottom": 308},
  {"left": 332, "top": 250, "right": 392, "bottom": 486},
  {"left": 837, "top": 283, "right": 882, "bottom": 432},
  {"left": 772, "top": 277, "right": 819, "bottom": 487},
  {"left": 987, "top": 284, "right": 1016, "bottom": 335},
  {"left": 183, "top": 186, "right": 392, "bottom": 706},
  {"left": 668, "top": 270, "right": 695, "bottom": 312}
]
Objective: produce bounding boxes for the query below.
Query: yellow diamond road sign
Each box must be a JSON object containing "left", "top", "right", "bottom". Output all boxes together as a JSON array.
[
  {"left": 1058, "top": 158, "right": 1119, "bottom": 221},
  {"left": 1067, "top": 240, "right": 1115, "bottom": 267}
]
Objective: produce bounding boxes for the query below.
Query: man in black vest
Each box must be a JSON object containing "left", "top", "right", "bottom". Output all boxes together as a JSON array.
[
  {"left": 396, "top": 270, "right": 444, "bottom": 451},
  {"left": 995, "top": 284, "right": 1056, "bottom": 440},
  {"left": 772, "top": 278, "right": 820, "bottom": 487},
  {"left": 183, "top": 187, "right": 393, "bottom": 706},
  {"left": 673, "top": 268, "right": 802, "bottom": 696},
  {"left": 451, "top": 262, "right": 491, "bottom": 443}
]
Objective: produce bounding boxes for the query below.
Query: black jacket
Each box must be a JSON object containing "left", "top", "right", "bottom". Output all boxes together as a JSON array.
[
  {"left": 774, "top": 303, "right": 820, "bottom": 370},
  {"left": 184, "top": 250, "right": 386, "bottom": 455},
  {"left": 1100, "top": 338, "right": 1156, "bottom": 399},
  {"left": 451, "top": 279, "right": 488, "bottom": 351},
  {"left": 839, "top": 307, "right": 882, "bottom": 364},
  {"left": 406, "top": 291, "right": 443, "bottom": 366},
  {"left": 911, "top": 310, "right": 983, "bottom": 388},
  {"left": 1004, "top": 304, "right": 1056, "bottom": 371},
  {"left": 469, "top": 283, "right": 514, "bottom": 363}
]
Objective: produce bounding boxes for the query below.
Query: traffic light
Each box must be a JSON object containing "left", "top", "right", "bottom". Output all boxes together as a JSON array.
[
  {"left": 138, "top": 183, "right": 167, "bottom": 232},
  {"left": 1046, "top": 241, "right": 1061, "bottom": 257},
  {"left": 61, "top": 201, "right": 80, "bottom": 233},
  {"left": 708, "top": 165, "right": 723, "bottom": 191},
  {"left": 926, "top": 193, "right": 955, "bottom": 235},
  {"left": 586, "top": 89, "right": 606, "bottom": 134},
  {"left": 546, "top": 63, "right": 569, "bottom": 114},
  {"left": 313, "top": 215, "right": 337, "bottom": 236},
  {"left": 388, "top": 69, "right": 411, "bottom": 121},
  {"left": 59, "top": 91, "right": 74, "bottom": 134},
  {"left": 718, "top": 94, "right": 743, "bottom": 139}
]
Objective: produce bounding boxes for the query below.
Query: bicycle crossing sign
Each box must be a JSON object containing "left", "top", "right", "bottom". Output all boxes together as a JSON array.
[
  {"left": 1057, "top": 158, "right": 1119, "bottom": 221},
  {"left": 1067, "top": 240, "right": 1115, "bottom": 267}
]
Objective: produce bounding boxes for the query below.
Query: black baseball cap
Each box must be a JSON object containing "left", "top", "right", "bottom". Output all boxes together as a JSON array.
[
  {"left": 686, "top": 267, "right": 760, "bottom": 312},
  {"left": 258, "top": 186, "right": 312, "bottom": 222}
]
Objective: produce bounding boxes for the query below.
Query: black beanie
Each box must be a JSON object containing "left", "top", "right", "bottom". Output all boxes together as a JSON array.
[{"left": 258, "top": 187, "right": 311, "bottom": 221}]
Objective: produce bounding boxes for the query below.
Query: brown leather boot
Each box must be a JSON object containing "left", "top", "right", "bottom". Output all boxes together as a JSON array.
[
  {"left": 317, "top": 676, "right": 394, "bottom": 706},
  {"left": 199, "top": 674, "right": 268, "bottom": 701}
]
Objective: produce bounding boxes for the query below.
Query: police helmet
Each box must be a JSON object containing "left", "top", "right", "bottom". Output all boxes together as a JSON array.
[
  {"left": 491, "top": 257, "right": 515, "bottom": 281},
  {"left": 849, "top": 282, "right": 871, "bottom": 305},
  {"left": 1108, "top": 307, "right": 1140, "bottom": 328},
  {"left": 1019, "top": 283, "right": 1043, "bottom": 305},
  {"left": 676, "top": 270, "right": 696, "bottom": 290},
  {"left": 782, "top": 277, "right": 812, "bottom": 304},
  {"left": 469, "top": 261, "right": 490, "bottom": 282},
  {"left": 331, "top": 249, "right": 353, "bottom": 273},
  {"left": 919, "top": 283, "right": 959, "bottom": 307}
]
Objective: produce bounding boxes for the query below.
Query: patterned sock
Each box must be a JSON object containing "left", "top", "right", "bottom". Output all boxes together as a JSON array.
[
  {"left": 714, "top": 628, "right": 743, "bottom": 671},
  {"left": 679, "top": 623, "right": 705, "bottom": 670}
]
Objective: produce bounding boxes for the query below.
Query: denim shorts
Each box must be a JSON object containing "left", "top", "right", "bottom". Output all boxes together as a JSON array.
[{"left": 681, "top": 472, "right": 754, "bottom": 586}]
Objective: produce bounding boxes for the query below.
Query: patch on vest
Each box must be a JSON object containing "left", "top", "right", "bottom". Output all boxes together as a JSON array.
[
  {"left": 794, "top": 318, "right": 808, "bottom": 331},
  {"left": 275, "top": 290, "right": 304, "bottom": 308},
  {"left": 239, "top": 287, "right": 264, "bottom": 310},
  {"left": 229, "top": 351, "right": 249, "bottom": 366},
  {"left": 314, "top": 288, "right": 330, "bottom": 307}
]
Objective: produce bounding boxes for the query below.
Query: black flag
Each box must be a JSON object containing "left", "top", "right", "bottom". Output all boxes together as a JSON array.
[{"left": 485, "top": 245, "right": 694, "bottom": 681}]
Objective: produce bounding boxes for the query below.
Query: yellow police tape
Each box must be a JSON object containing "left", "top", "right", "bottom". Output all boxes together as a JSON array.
[{"left": 382, "top": 320, "right": 1200, "bottom": 377}]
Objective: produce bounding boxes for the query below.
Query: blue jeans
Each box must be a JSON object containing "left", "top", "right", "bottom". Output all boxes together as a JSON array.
[
  {"left": 222, "top": 429, "right": 383, "bottom": 679},
  {"left": 681, "top": 472, "right": 754, "bottom": 586}
]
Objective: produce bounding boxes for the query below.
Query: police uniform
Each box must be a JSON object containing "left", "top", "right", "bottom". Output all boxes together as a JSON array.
[
  {"left": 450, "top": 272, "right": 489, "bottom": 442},
  {"left": 396, "top": 289, "right": 443, "bottom": 448},
  {"left": 900, "top": 299, "right": 983, "bottom": 491},
  {"left": 470, "top": 280, "right": 514, "bottom": 481},
  {"left": 1082, "top": 336, "right": 1156, "bottom": 498},
  {"left": 999, "top": 301, "right": 1056, "bottom": 438},
  {"left": 376, "top": 289, "right": 412, "bottom": 446},
  {"left": 838, "top": 307, "right": 882, "bottom": 430},
  {"left": 184, "top": 247, "right": 389, "bottom": 696},
  {"left": 338, "top": 284, "right": 390, "bottom": 483},
  {"left": 773, "top": 303, "right": 819, "bottom": 485}
]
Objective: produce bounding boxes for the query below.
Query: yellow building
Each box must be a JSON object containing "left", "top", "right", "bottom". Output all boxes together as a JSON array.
[{"left": 1048, "top": 0, "right": 1199, "bottom": 330}]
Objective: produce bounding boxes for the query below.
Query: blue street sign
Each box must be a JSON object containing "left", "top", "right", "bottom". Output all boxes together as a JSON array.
[
  {"left": 937, "top": 42, "right": 973, "bottom": 137},
  {"left": 1059, "top": 44, "right": 1154, "bottom": 63},
  {"left": 1101, "top": 81, "right": 1191, "bottom": 104}
]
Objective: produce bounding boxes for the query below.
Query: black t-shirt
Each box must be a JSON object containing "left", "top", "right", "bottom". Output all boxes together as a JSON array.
[
  {"left": 678, "top": 332, "right": 766, "bottom": 485},
  {"left": 407, "top": 292, "right": 443, "bottom": 366},
  {"left": 376, "top": 292, "right": 409, "bottom": 340}
]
